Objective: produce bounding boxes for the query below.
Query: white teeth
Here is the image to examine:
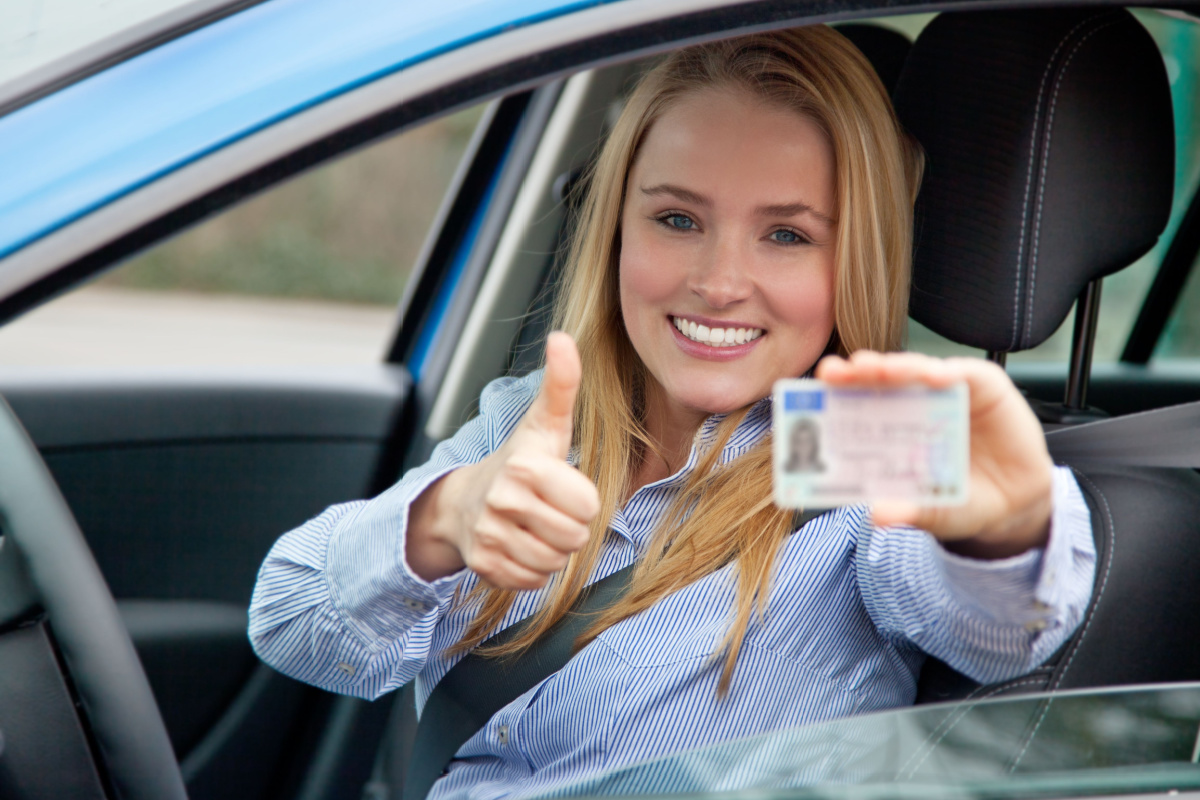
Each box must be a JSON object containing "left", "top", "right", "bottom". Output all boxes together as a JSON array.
[{"left": 672, "top": 317, "right": 764, "bottom": 347}]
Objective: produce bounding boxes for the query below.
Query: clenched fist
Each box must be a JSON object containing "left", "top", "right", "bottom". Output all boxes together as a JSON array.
[{"left": 407, "top": 332, "right": 601, "bottom": 588}]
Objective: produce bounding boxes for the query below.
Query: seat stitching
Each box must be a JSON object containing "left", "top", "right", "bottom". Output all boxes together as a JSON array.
[
  {"left": 1025, "top": 17, "right": 1120, "bottom": 345},
  {"left": 899, "top": 677, "right": 1049, "bottom": 779},
  {"left": 1006, "top": 470, "right": 1115, "bottom": 772},
  {"left": 1049, "top": 470, "right": 1114, "bottom": 691},
  {"left": 963, "top": 669, "right": 1050, "bottom": 701},
  {"left": 1011, "top": 15, "right": 1097, "bottom": 351}
]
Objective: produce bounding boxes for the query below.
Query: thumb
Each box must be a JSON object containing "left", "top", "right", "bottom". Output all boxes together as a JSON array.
[
  {"left": 868, "top": 500, "right": 923, "bottom": 530},
  {"left": 526, "top": 331, "right": 581, "bottom": 455}
]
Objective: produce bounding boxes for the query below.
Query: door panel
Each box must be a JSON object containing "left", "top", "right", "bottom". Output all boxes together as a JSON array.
[
  {"left": 43, "top": 439, "right": 384, "bottom": 602},
  {"left": 0, "top": 364, "right": 413, "bottom": 800},
  {"left": 119, "top": 599, "right": 255, "bottom": 757}
]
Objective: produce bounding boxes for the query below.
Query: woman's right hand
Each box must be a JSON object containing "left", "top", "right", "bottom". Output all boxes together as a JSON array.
[{"left": 406, "top": 332, "right": 601, "bottom": 588}]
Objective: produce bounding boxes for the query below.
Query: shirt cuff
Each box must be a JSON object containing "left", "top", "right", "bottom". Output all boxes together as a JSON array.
[
  {"left": 324, "top": 464, "right": 466, "bottom": 649},
  {"left": 935, "top": 466, "right": 1091, "bottom": 633}
]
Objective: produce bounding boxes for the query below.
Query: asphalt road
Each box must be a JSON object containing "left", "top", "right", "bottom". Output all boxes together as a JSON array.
[{"left": 0, "top": 286, "right": 397, "bottom": 366}]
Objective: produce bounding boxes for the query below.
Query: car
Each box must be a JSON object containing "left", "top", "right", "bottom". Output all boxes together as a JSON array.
[{"left": 0, "top": 1, "right": 1199, "bottom": 799}]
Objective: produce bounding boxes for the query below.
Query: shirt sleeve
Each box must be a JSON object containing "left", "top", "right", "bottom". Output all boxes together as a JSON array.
[
  {"left": 856, "top": 466, "right": 1096, "bottom": 684},
  {"left": 247, "top": 371, "right": 541, "bottom": 700}
]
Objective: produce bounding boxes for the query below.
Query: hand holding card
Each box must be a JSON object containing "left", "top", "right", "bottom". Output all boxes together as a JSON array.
[
  {"left": 809, "top": 351, "right": 1054, "bottom": 560},
  {"left": 773, "top": 379, "right": 968, "bottom": 509}
]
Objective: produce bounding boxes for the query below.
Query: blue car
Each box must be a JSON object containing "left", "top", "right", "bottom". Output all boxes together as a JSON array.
[{"left": 2, "top": 1, "right": 1200, "bottom": 799}]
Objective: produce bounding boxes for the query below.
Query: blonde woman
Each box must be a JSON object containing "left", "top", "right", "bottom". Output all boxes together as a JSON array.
[{"left": 250, "top": 26, "right": 1094, "bottom": 798}]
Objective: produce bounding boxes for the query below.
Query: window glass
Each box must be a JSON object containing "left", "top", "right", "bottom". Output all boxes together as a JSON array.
[
  {"left": 0, "top": 0, "right": 199, "bottom": 89},
  {"left": 908, "top": 9, "right": 1200, "bottom": 364},
  {"left": 0, "top": 104, "right": 483, "bottom": 366},
  {"left": 1152, "top": 8, "right": 1200, "bottom": 358},
  {"left": 1105, "top": 9, "right": 1200, "bottom": 363},
  {"left": 547, "top": 684, "right": 1200, "bottom": 797}
]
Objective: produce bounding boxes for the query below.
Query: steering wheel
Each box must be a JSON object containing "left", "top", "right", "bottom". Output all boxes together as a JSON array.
[{"left": 0, "top": 396, "right": 186, "bottom": 799}]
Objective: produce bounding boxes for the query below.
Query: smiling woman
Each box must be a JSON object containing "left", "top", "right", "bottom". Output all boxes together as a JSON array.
[
  {"left": 620, "top": 90, "right": 839, "bottom": 414},
  {"left": 249, "top": 24, "right": 1095, "bottom": 800}
]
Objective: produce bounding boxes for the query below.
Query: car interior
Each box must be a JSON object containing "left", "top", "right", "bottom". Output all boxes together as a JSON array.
[{"left": 2, "top": 3, "right": 1200, "bottom": 800}]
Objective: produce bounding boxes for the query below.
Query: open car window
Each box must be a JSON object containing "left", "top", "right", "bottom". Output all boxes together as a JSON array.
[{"left": 0, "top": 103, "right": 483, "bottom": 366}]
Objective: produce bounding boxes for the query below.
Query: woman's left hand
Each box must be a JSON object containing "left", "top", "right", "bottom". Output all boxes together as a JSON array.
[{"left": 815, "top": 351, "right": 1054, "bottom": 559}]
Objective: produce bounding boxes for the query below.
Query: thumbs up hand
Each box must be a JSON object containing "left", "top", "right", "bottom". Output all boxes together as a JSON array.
[{"left": 406, "top": 332, "right": 601, "bottom": 589}]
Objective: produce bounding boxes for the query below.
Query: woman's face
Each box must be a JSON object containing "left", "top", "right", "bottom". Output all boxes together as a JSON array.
[{"left": 619, "top": 87, "right": 838, "bottom": 422}]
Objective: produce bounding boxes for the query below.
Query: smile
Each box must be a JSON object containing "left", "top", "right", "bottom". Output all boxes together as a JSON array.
[{"left": 671, "top": 316, "right": 764, "bottom": 347}]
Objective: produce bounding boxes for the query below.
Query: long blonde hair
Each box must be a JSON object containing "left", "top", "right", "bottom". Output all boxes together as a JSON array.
[{"left": 454, "top": 25, "right": 924, "bottom": 693}]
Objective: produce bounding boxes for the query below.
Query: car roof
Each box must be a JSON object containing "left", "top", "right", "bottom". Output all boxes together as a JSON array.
[{"left": 0, "top": 0, "right": 1174, "bottom": 313}]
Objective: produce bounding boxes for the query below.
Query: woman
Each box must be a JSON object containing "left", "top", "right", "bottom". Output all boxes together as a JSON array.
[{"left": 250, "top": 26, "right": 1095, "bottom": 798}]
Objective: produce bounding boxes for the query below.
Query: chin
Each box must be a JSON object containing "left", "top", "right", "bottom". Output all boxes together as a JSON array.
[{"left": 678, "top": 385, "right": 767, "bottom": 417}]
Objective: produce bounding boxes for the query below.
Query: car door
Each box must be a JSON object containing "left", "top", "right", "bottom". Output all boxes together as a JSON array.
[{"left": 0, "top": 84, "right": 555, "bottom": 800}]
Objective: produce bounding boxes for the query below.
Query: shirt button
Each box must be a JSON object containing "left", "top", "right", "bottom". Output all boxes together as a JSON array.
[
  {"left": 1032, "top": 600, "right": 1050, "bottom": 612},
  {"left": 497, "top": 725, "right": 510, "bottom": 745},
  {"left": 1025, "top": 619, "right": 1048, "bottom": 633},
  {"left": 337, "top": 662, "right": 356, "bottom": 676},
  {"left": 402, "top": 598, "right": 428, "bottom": 611}
]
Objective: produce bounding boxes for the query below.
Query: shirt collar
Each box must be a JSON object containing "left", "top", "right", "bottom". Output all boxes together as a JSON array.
[{"left": 694, "top": 395, "right": 773, "bottom": 464}]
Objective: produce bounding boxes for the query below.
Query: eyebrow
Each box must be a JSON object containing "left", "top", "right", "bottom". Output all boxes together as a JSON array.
[
  {"left": 758, "top": 202, "right": 836, "bottom": 227},
  {"left": 640, "top": 183, "right": 711, "bottom": 207},
  {"left": 639, "top": 184, "right": 835, "bottom": 227}
]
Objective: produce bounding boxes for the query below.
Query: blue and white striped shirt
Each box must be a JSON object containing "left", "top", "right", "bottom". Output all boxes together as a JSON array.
[{"left": 249, "top": 370, "right": 1095, "bottom": 800}]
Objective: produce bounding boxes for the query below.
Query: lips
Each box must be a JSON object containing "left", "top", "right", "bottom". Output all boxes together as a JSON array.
[{"left": 671, "top": 316, "right": 764, "bottom": 347}]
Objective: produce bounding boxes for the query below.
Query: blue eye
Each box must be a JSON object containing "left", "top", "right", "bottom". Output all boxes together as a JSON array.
[
  {"left": 771, "top": 229, "right": 804, "bottom": 244},
  {"left": 655, "top": 213, "right": 696, "bottom": 231}
]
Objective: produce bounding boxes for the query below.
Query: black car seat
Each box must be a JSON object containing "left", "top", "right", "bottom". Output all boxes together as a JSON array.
[{"left": 891, "top": 7, "right": 1200, "bottom": 702}]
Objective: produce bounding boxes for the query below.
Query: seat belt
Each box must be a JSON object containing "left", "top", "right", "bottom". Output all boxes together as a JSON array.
[
  {"left": 392, "top": 397, "right": 1200, "bottom": 800},
  {"left": 400, "top": 561, "right": 633, "bottom": 800},
  {"left": 399, "top": 510, "right": 832, "bottom": 800}
]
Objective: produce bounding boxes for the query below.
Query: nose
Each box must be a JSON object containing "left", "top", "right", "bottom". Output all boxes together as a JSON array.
[{"left": 687, "top": 234, "right": 753, "bottom": 309}]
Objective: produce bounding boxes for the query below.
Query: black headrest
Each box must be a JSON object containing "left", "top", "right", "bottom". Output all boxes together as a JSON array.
[
  {"left": 895, "top": 9, "right": 1174, "bottom": 352},
  {"left": 835, "top": 23, "right": 912, "bottom": 96}
]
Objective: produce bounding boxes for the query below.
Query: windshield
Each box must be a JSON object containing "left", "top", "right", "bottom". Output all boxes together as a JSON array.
[
  {"left": 540, "top": 684, "right": 1200, "bottom": 799},
  {"left": 0, "top": 0, "right": 204, "bottom": 101}
]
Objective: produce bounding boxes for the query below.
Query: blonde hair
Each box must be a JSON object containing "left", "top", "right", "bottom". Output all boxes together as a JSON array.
[{"left": 453, "top": 25, "right": 924, "bottom": 693}]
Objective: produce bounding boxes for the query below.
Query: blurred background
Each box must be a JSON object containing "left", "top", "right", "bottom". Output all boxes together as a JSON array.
[{"left": 0, "top": 104, "right": 482, "bottom": 365}]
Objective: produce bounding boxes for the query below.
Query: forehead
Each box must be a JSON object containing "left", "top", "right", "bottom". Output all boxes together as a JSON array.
[{"left": 630, "top": 88, "right": 835, "bottom": 201}]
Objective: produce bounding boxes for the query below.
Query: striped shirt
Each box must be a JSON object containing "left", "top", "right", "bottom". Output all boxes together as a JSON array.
[{"left": 249, "top": 369, "right": 1095, "bottom": 800}]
